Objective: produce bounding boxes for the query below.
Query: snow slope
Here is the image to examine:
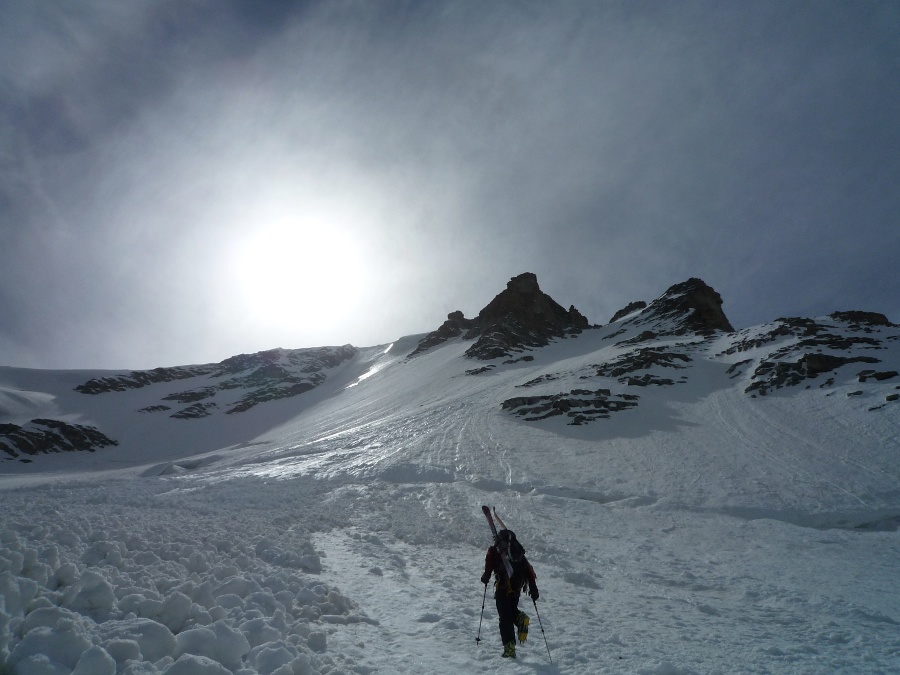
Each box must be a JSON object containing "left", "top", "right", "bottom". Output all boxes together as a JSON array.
[{"left": 1, "top": 312, "right": 899, "bottom": 674}]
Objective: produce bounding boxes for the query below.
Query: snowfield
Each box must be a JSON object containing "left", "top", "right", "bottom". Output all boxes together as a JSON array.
[{"left": 2, "top": 316, "right": 899, "bottom": 674}]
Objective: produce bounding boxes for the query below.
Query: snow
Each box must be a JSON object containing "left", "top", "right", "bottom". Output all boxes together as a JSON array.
[{"left": 2, "top": 318, "right": 899, "bottom": 674}]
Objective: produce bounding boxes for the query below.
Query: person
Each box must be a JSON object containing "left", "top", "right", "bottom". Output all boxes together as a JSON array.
[{"left": 480, "top": 528, "right": 540, "bottom": 659}]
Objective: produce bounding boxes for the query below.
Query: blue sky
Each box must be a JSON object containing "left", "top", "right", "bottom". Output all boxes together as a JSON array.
[{"left": 1, "top": 0, "right": 898, "bottom": 369}]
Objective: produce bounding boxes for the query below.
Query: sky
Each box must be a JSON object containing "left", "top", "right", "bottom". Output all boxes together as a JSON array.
[{"left": 1, "top": 0, "right": 898, "bottom": 370}]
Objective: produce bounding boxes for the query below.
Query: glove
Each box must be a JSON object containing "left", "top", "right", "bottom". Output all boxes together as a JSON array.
[
  {"left": 481, "top": 572, "right": 491, "bottom": 585},
  {"left": 530, "top": 588, "right": 539, "bottom": 601}
]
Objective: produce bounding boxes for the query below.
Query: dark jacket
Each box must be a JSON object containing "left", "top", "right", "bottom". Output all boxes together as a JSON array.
[{"left": 482, "top": 545, "right": 539, "bottom": 599}]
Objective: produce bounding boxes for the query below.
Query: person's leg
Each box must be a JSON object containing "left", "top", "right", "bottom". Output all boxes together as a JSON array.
[{"left": 495, "top": 593, "right": 519, "bottom": 646}]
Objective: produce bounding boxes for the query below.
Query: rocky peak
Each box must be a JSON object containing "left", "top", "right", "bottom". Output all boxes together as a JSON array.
[
  {"left": 409, "top": 273, "right": 590, "bottom": 360},
  {"left": 476, "top": 273, "right": 587, "bottom": 329},
  {"left": 626, "top": 278, "right": 734, "bottom": 336}
]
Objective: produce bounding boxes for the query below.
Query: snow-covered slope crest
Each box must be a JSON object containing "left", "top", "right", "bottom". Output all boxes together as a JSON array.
[
  {"left": 74, "top": 346, "right": 358, "bottom": 412},
  {"left": 723, "top": 312, "right": 898, "bottom": 399},
  {"left": 0, "top": 345, "right": 357, "bottom": 462}
]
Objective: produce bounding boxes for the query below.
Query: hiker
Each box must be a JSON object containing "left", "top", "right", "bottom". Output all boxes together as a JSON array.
[{"left": 481, "top": 528, "right": 540, "bottom": 659}]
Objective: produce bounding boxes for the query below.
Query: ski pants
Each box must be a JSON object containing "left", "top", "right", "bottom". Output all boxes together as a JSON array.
[{"left": 495, "top": 592, "right": 520, "bottom": 645}]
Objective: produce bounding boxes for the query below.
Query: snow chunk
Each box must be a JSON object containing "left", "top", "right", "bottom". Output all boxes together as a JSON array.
[
  {"left": 81, "top": 541, "right": 124, "bottom": 567},
  {"left": 72, "top": 645, "right": 117, "bottom": 675},
  {"left": 240, "top": 616, "right": 282, "bottom": 648},
  {"left": 307, "top": 631, "right": 327, "bottom": 652},
  {"left": 19, "top": 606, "right": 83, "bottom": 636},
  {"left": 246, "top": 640, "right": 301, "bottom": 674},
  {"left": 63, "top": 570, "right": 116, "bottom": 618},
  {"left": 157, "top": 591, "right": 193, "bottom": 633},
  {"left": 173, "top": 619, "right": 250, "bottom": 671},
  {"left": 255, "top": 538, "right": 322, "bottom": 573},
  {"left": 9, "top": 620, "right": 92, "bottom": 671},
  {"left": 98, "top": 617, "right": 176, "bottom": 662},
  {"left": 1, "top": 571, "right": 39, "bottom": 617},
  {"left": 9, "top": 653, "right": 71, "bottom": 675},
  {"left": 102, "top": 637, "right": 142, "bottom": 663},
  {"left": 164, "top": 654, "right": 232, "bottom": 675}
]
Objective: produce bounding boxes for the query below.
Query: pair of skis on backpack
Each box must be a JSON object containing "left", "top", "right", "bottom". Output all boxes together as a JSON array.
[{"left": 482, "top": 505, "right": 515, "bottom": 577}]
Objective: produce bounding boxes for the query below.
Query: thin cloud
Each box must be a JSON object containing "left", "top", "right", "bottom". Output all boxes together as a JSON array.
[{"left": 1, "top": 1, "right": 898, "bottom": 369}]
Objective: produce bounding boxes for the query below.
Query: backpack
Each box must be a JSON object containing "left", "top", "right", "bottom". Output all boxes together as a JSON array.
[{"left": 495, "top": 529, "right": 536, "bottom": 592}]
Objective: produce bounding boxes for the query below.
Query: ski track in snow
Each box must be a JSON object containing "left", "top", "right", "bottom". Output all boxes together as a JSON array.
[{"left": 2, "top": 328, "right": 900, "bottom": 674}]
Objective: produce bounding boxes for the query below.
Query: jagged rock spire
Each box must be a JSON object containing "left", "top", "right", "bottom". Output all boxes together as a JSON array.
[
  {"left": 409, "top": 273, "right": 589, "bottom": 359},
  {"left": 623, "top": 278, "right": 734, "bottom": 336}
]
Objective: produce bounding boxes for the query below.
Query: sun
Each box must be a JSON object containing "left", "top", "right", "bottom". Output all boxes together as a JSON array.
[{"left": 230, "top": 218, "right": 367, "bottom": 328}]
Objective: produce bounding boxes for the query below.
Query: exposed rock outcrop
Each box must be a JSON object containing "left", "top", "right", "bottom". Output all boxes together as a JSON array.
[
  {"left": 592, "top": 347, "right": 692, "bottom": 379},
  {"left": 746, "top": 354, "right": 880, "bottom": 396},
  {"left": 857, "top": 370, "right": 898, "bottom": 383},
  {"left": 0, "top": 419, "right": 118, "bottom": 460},
  {"left": 829, "top": 311, "right": 894, "bottom": 328},
  {"left": 623, "top": 278, "right": 734, "bottom": 336},
  {"left": 408, "top": 311, "right": 475, "bottom": 357},
  {"left": 502, "top": 389, "right": 639, "bottom": 424},
  {"left": 410, "top": 273, "right": 590, "bottom": 360},
  {"left": 724, "top": 319, "right": 883, "bottom": 362}
]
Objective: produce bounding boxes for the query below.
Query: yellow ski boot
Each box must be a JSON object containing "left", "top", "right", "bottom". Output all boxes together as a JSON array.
[{"left": 515, "top": 611, "right": 530, "bottom": 643}]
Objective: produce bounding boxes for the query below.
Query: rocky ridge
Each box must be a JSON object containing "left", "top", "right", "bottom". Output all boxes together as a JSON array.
[
  {"left": 497, "top": 282, "right": 898, "bottom": 426},
  {"left": 409, "top": 272, "right": 589, "bottom": 360},
  {"left": 77, "top": 346, "right": 357, "bottom": 417},
  {"left": 1, "top": 346, "right": 357, "bottom": 460}
]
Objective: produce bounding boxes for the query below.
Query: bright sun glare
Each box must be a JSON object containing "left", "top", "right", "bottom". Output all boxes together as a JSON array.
[{"left": 231, "top": 219, "right": 366, "bottom": 328}]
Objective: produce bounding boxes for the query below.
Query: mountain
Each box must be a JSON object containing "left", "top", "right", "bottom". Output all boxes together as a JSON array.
[
  {"left": 4, "top": 274, "right": 894, "bottom": 461},
  {"left": 1, "top": 275, "right": 899, "bottom": 674}
]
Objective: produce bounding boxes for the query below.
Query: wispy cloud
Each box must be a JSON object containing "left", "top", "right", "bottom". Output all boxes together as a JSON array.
[{"left": 1, "top": 1, "right": 898, "bottom": 368}]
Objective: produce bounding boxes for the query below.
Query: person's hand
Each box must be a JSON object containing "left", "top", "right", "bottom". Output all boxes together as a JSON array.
[
  {"left": 481, "top": 572, "right": 491, "bottom": 585},
  {"left": 530, "top": 588, "right": 539, "bottom": 601}
]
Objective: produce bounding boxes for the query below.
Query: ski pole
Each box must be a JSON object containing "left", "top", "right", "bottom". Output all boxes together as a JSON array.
[
  {"left": 475, "top": 583, "right": 488, "bottom": 645},
  {"left": 532, "top": 598, "right": 552, "bottom": 664}
]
